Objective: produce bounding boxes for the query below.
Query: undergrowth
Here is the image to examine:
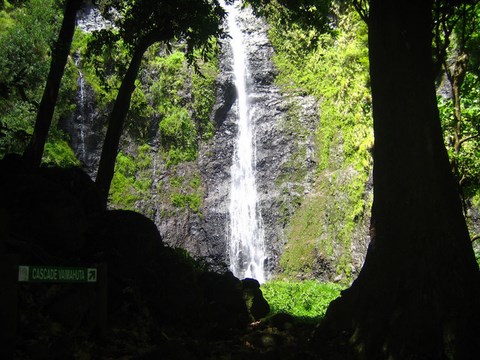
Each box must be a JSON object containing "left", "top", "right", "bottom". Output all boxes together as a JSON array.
[{"left": 261, "top": 280, "right": 344, "bottom": 322}]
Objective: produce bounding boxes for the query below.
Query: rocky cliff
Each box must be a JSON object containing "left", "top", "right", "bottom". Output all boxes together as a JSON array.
[
  {"left": 156, "top": 5, "right": 319, "bottom": 276},
  {"left": 65, "top": 4, "right": 319, "bottom": 278}
]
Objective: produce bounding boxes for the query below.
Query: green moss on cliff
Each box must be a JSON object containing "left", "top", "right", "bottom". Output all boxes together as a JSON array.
[
  {"left": 92, "top": 41, "right": 218, "bottom": 211},
  {"left": 110, "top": 145, "right": 153, "bottom": 211},
  {"left": 266, "top": 6, "right": 373, "bottom": 281},
  {"left": 169, "top": 173, "right": 203, "bottom": 214}
]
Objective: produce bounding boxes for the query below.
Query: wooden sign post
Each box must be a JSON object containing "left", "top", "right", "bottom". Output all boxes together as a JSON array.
[
  {"left": 0, "top": 255, "right": 18, "bottom": 360},
  {"left": 17, "top": 263, "right": 107, "bottom": 337},
  {"left": 1, "top": 261, "right": 107, "bottom": 359}
]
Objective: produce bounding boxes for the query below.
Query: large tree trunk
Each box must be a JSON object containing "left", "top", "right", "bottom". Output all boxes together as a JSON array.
[
  {"left": 22, "top": 0, "right": 80, "bottom": 169},
  {"left": 315, "top": 1, "right": 480, "bottom": 359},
  {"left": 95, "top": 42, "right": 149, "bottom": 208}
]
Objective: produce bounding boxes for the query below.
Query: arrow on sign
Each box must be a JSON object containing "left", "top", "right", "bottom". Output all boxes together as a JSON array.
[{"left": 87, "top": 268, "right": 97, "bottom": 282}]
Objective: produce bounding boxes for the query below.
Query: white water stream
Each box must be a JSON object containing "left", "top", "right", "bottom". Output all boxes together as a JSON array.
[
  {"left": 74, "top": 56, "right": 87, "bottom": 163},
  {"left": 225, "top": 2, "right": 266, "bottom": 283}
]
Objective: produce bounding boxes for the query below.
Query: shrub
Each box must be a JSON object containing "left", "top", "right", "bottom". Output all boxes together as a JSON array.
[{"left": 261, "top": 280, "right": 343, "bottom": 321}]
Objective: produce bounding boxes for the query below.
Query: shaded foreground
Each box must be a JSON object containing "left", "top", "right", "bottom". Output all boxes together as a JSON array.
[
  {"left": 11, "top": 152, "right": 477, "bottom": 359},
  {"left": 0, "top": 155, "right": 331, "bottom": 359}
]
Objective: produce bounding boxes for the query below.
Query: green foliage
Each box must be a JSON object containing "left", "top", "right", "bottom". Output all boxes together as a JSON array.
[
  {"left": 0, "top": 0, "right": 59, "bottom": 93},
  {"left": 150, "top": 50, "right": 186, "bottom": 111},
  {"left": 159, "top": 107, "right": 198, "bottom": 166},
  {"left": 436, "top": 3, "right": 480, "bottom": 250},
  {"left": 267, "top": 5, "right": 372, "bottom": 280},
  {"left": 110, "top": 148, "right": 153, "bottom": 210},
  {"left": 261, "top": 280, "right": 343, "bottom": 321},
  {"left": 92, "top": 41, "right": 217, "bottom": 212},
  {"left": 0, "top": 0, "right": 78, "bottom": 162},
  {"left": 148, "top": 48, "right": 218, "bottom": 166},
  {"left": 280, "top": 196, "right": 323, "bottom": 276},
  {"left": 191, "top": 49, "right": 218, "bottom": 140},
  {"left": 167, "top": 173, "right": 203, "bottom": 213},
  {"left": 81, "top": 30, "right": 128, "bottom": 106},
  {"left": 0, "top": 101, "right": 34, "bottom": 154},
  {"left": 96, "top": 0, "right": 226, "bottom": 64},
  {"left": 170, "top": 192, "right": 201, "bottom": 212},
  {"left": 0, "top": 1, "right": 15, "bottom": 32},
  {"left": 42, "top": 137, "right": 80, "bottom": 167},
  {"left": 246, "top": 0, "right": 333, "bottom": 55},
  {"left": 438, "top": 74, "right": 480, "bottom": 200},
  {"left": 79, "top": 28, "right": 157, "bottom": 144},
  {"left": 127, "top": 82, "right": 155, "bottom": 139},
  {"left": 56, "top": 54, "right": 79, "bottom": 121}
]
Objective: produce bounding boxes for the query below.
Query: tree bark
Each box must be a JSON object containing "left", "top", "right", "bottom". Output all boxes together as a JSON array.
[
  {"left": 22, "top": 0, "right": 80, "bottom": 169},
  {"left": 315, "top": 1, "right": 480, "bottom": 359},
  {"left": 95, "top": 42, "right": 149, "bottom": 208}
]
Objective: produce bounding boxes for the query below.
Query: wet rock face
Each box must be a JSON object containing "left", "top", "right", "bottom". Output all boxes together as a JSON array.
[
  {"left": 76, "top": 0, "right": 112, "bottom": 33},
  {"left": 194, "top": 6, "right": 319, "bottom": 275},
  {"left": 60, "top": 59, "right": 105, "bottom": 178},
  {"left": 60, "top": 4, "right": 110, "bottom": 178},
  {"left": 69, "top": 4, "right": 319, "bottom": 278}
]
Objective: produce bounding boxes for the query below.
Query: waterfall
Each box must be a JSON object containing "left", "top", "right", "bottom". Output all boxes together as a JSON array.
[
  {"left": 225, "top": 2, "right": 267, "bottom": 283},
  {"left": 67, "top": 52, "right": 99, "bottom": 178},
  {"left": 74, "top": 55, "right": 87, "bottom": 164}
]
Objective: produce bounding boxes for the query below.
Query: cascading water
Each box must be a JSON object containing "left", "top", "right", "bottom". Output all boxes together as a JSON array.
[
  {"left": 225, "top": 2, "right": 267, "bottom": 283},
  {"left": 74, "top": 55, "right": 87, "bottom": 163}
]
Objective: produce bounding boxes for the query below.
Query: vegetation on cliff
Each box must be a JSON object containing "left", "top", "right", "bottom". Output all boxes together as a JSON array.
[
  {"left": 250, "top": 0, "right": 480, "bottom": 281},
  {"left": 2, "top": 0, "right": 480, "bottom": 278},
  {"left": 2, "top": 0, "right": 480, "bottom": 358},
  {"left": 250, "top": 1, "right": 373, "bottom": 281}
]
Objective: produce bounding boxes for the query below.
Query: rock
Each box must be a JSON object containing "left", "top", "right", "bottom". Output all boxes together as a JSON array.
[
  {"left": 76, "top": 0, "right": 112, "bottom": 33},
  {"left": 67, "top": 4, "right": 321, "bottom": 277},
  {"left": 59, "top": 53, "right": 105, "bottom": 178},
  {"left": 199, "top": 271, "right": 251, "bottom": 336},
  {"left": 0, "top": 208, "right": 7, "bottom": 255},
  {"left": 242, "top": 278, "right": 270, "bottom": 320},
  {"left": 267, "top": 312, "right": 296, "bottom": 331},
  {"left": 85, "top": 209, "right": 163, "bottom": 279},
  {"left": 0, "top": 157, "right": 267, "bottom": 357},
  {"left": 0, "top": 156, "right": 90, "bottom": 259},
  {"left": 177, "top": 4, "right": 319, "bottom": 274},
  {"left": 38, "top": 166, "right": 103, "bottom": 214}
]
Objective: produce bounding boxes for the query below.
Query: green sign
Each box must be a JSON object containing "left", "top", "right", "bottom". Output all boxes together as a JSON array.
[{"left": 18, "top": 265, "right": 97, "bottom": 283}]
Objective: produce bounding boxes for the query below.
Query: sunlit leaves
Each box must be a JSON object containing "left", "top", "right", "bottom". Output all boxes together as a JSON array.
[
  {"left": 439, "top": 71, "right": 480, "bottom": 198},
  {"left": 95, "top": 0, "right": 226, "bottom": 65},
  {"left": 0, "top": 0, "right": 77, "bottom": 163},
  {"left": 261, "top": 280, "right": 344, "bottom": 321},
  {"left": 159, "top": 108, "right": 197, "bottom": 167},
  {"left": 110, "top": 147, "right": 153, "bottom": 210},
  {"left": 264, "top": 4, "right": 372, "bottom": 280}
]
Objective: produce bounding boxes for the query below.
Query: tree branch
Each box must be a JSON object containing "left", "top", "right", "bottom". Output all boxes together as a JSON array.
[
  {"left": 352, "top": 0, "right": 369, "bottom": 24},
  {"left": 458, "top": 132, "right": 480, "bottom": 146}
]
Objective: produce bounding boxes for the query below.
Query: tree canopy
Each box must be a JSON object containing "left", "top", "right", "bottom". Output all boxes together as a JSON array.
[
  {"left": 95, "top": 0, "right": 228, "bottom": 62},
  {"left": 94, "top": 0, "right": 228, "bottom": 206}
]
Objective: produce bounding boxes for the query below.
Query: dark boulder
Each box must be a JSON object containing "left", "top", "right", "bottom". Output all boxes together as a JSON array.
[
  {"left": 85, "top": 209, "right": 163, "bottom": 278},
  {"left": 242, "top": 278, "right": 270, "bottom": 320},
  {"left": 0, "top": 156, "right": 92, "bottom": 259},
  {"left": 199, "top": 271, "right": 251, "bottom": 336},
  {"left": 38, "top": 166, "right": 103, "bottom": 214}
]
